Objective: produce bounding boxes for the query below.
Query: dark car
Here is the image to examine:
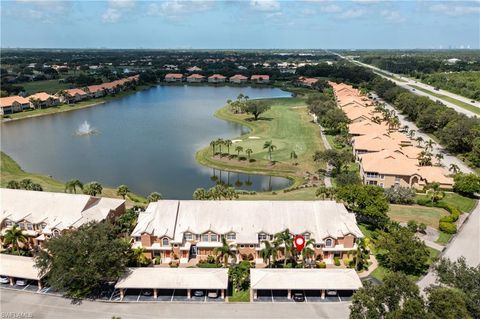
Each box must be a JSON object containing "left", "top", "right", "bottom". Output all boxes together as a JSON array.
[{"left": 293, "top": 292, "right": 305, "bottom": 302}]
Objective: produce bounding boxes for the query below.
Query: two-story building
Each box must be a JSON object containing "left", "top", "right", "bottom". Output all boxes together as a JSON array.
[
  {"left": 208, "top": 74, "right": 226, "bottom": 83},
  {"left": 0, "top": 96, "right": 31, "bottom": 115},
  {"left": 0, "top": 188, "right": 125, "bottom": 249},
  {"left": 251, "top": 75, "right": 270, "bottom": 84},
  {"left": 28, "top": 92, "right": 60, "bottom": 109},
  {"left": 131, "top": 200, "right": 363, "bottom": 266},
  {"left": 186, "top": 74, "right": 205, "bottom": 83},
  {"left": 164, "top": 73, "right": 184, "bottom": 82}
]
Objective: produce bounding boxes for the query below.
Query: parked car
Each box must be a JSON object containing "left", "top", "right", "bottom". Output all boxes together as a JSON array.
[
  {"left": 0, "top": 276, "right": 9, "bottom": 284},
  {"left": 16, "top": 279, "right": 27, "bottom": 286},
  {"left": 193, "top": 290, "right": 204, "bottom": 297},
  {"left": 207, "top": 290, "right": 218, "bottom": 298},
  {"left": 326, "top": 290, "right": 337, "bottom": 296},
  {"left": 412, "top": 89, "right": 416, "bottom": 91},
  {"left": 293, "top": 292, "right": 305, "bottom": 302},
  {"left": 471, "top": 100, "right": 476, "bottom": 103},
  {"left": 142, "top": 290, "right": 152, "bottom": 296}
]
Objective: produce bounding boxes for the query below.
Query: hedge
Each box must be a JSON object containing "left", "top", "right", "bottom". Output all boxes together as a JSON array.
[
  {"left": 439, "top": 222, "right": 457, "bottom": 234},
  {"left": 416, "top": 198, "right": 461, "bottom": 233}
]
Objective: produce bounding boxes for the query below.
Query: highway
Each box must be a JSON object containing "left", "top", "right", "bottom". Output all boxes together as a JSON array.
[{"left": 333, "top": 52, "right": 479, "bottom": 118}]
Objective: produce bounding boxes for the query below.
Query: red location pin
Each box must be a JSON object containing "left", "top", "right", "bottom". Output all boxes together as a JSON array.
[{"left": 294, "top": 235, "right": 305, "bottom": 252}]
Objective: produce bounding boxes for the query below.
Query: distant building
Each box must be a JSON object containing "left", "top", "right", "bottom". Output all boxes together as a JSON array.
[
  {"left": 208, "top": 74, "right": 226, "bottom": 83},
  {"left": 58, "top": 88, "right": 88, "bottom": 104},
  {"left": 186, "top": 74, "right": 205, "bottom": 83},
  {"left": 251, "top": 75, "right": 270, "bottom": 84},
  {"left": 164, "top": 73, "right": 184, "bottom": 82},
  {"left": 229, "top": 74, "right": 248, "bottom": 84},
  {"left": 85, "top": 85, "right": 107, "bottom": 98},
  {"left": 0, "top": 96, "right": 31, "bottom": 115},
  {"left": 297, "top": 77, "right": 319, "bottom": 88},
  {"left": 186, "top": 66, "right": 202, "bottom": 72}
]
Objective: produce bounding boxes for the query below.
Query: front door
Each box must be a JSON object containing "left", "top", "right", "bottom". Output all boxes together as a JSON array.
[{"left": 190, "top": 245, "right": 197, "bottom": 258}]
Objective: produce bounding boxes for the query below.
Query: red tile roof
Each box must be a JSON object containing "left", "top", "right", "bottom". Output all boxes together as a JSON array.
[
  {"left": 187, "top": 74, "right": 205, "bottom": 79},
  {"left": 230, "top": 74, "right": 248, "bottom": 80},
  {"left": 251, "top": 75, "right": 270, "bottom": 80},
  {"left": 165, "top": 73, "right": 183, "bottom": 79},
  {"left": 0, "top": 96, "right": 30, "bottom": 108},
  {"left": 208, "top": 74, "right": 226, "bottom": 79}
]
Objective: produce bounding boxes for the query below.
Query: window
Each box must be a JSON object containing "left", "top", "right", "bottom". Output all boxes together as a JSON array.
[
  {"left": 195, "top": 234, "right": 201, "bottom": 241},
  {"left": 226, "top": 232, "right": 236, "bottom": 240},
  {"left": 303, "top": 232, "right": 310, "bottom": 240},
  {"left": 367, "top": 180, "right": 378, "bottom": 185},
  {"left": 240, "top": 244, "right": 245, "bottom": 248},
  {"left": 27, "top": 223, "right": 34, "bottom": 231},
  {"left": 184, "top": 232, "right": 193, "bottom": 240},
  {"left": 134, "top": 236, "right": 141, "bottom": 242},
  {"left": 202, "top": 234, "right": 209, "bottom": 242},
  {"left": 258, "top": 233, "right": 267, "bottom": 241},
  {"left": 153, "top": 250, "right": 160, "bottom": 257},
  {"left": 52, "top": 229, "right": 60, "bottom": 237},
  {"left": 162, "top": 238, "right": 170, "bottom": 246},
  {"left": 315, "top": 244, "right": 321, "bottom": 249},
  {"left": 4, "top": 220, "right": 13, "bottom": 227},
  {"left": 325, "top": 238, "right": 333, "bottom": 247},
  {"left": 210, "top": 234, "right": 218, "bottom": 242},
  {"left": 249, "top": 244, "right": 254, "bottom": 248}
]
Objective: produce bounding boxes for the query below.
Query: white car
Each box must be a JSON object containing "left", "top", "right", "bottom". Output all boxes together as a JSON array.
[
  {"left": 326, "top": 290, "right": 337, "bottom": 296},
  {"left": 193, "top": 290, "right": 204, "bottom": 297},
  {"left": 0, "top": 276, "right": 9, "bottom": 284},
  {"left": 207, "top": 290, "right": 218, "bottom": 298},
  {"left": 16, "top": 279, "right": 27, "bottom": 286}
]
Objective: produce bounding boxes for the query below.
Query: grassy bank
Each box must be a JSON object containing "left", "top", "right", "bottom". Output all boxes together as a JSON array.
[
  {"left": 1, "top": 152, "right": 146, "bottom": 206},
  {"left": 408, "top": 84, "right": 480, "bottom": 115},
  {"left": 388, "top": 204, "right": 448, "bottom": 229},
  {"left": 2, "top": 85, "right": 154, "bottom": 122},
  {"left": 195, "top": 97, "right": 326, "bottom": 196}
]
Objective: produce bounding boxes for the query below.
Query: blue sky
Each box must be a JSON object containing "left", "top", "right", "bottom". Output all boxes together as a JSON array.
[{"left": 1, "top": 0, "right": 479, "bottom": 49}]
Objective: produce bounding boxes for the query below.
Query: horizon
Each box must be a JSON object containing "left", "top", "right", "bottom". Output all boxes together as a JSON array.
[{"left": 1, "top": 0, "right": 479, "bottom": 50}]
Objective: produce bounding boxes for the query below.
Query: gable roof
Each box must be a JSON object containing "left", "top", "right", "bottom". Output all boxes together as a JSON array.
[
  {"left": 0, "top": 96, "right": 30, "bottom": 108},
  {"left": 28, "top": 92, "right": 58, "bottom": 102}
]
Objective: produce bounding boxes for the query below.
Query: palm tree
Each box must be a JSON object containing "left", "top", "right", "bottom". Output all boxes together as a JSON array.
[
  {"left": 425, "top": 140, "right": 435, "bottom": 152},
  {"left": 418, "top": 150, "right": 433, "bottom": 166},
  {"left": 371, "top": 116, "right": 382, "bottom": 124},
  {"left": 214, "top": 237, "right": 236, "bottom": 267},
  {"left": 408, "top": 129, "right": 416, "bottom": 139},
  {"left": 402, "top": 125, "right": 409, "bottom": 133},
  {"left": 315, "top": 186, "right": 336, "bottom": 200},
  {"left": 64, "top": 179, "right": 83, "bottom": 194},
  {"left": 147, "top": 192, "right": 162, "bottom": 202},
  {"left": 415, "top": 136, "right": 424, "bottom": 147},
  {"left": 274, "top": 229, "right": 292, "bottom": 267},
  {"left": 215, "top": 138, "right": 224, "bottom": 154},
  {"left": 426, "top": 183, "right": 445, "bottom": 204},
  {"left": 388, "top": 116, "right": 400, "bottom": 132},
  {"left": 192, "top": 188, "right": 208, "bottom": 200},
  {"left": 116, "top": 184, "right": 130, "bottom": 199},
  {"left": 263, "top": 140, "right": 277, "bottom": 161},
  {"left": 449, "top": 164, "right": 460, "bottom": 174},
  {"left": 4, "top": 225, "right": 27, "bottom": 255},
  {"left": 235, "top": 145, "right": 243, "bottom": 158},
  {"left": 83, "top": 181, "right": 103, "bottom": 196},
  {"left": 353, "top": 238, "right": 369, "bottom": 271},
  {"left": 210, "top": 140, "right": 216, "bottom": 156},
  {"left": 245, "top": 148, "right": 253, "bottom": 160},
  {"left": 260, "top": 241, "right": 279, "bottom": 267},
  {"left": 225, "top": 140, "right": 233, "bottom": 154},
  {"left": 301, "top": 239, "right": 316, "bottom": 268},
  {"left": 131, "top": 247, "right": 150, "bottom": 267},
  {"left": 435, "top": 153, "right": 444, "bottom": 166}
]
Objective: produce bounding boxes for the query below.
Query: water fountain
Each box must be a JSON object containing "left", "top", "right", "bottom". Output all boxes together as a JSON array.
[{"left": 76, "top": 121, "right": 96, "bottom": 136}]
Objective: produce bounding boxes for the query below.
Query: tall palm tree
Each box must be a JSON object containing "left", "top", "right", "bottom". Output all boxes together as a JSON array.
[
  {"left": 408, "top": 129, "right": 416, "bottom": 139},
  {"left": 435, "top": 153, "right": 444, "bottom": 166},
  {"left": 415, "top": 136, "right": 424, "bottom": 147},
  {"left": 215, "top": 138, "right": 224, "bottom": 154},
  {"left": 64, "top": 179, "right": 83, "bottom": 193},
  {"left": 426, "top": 183, "right": 445, "bottom": 204},
  {"left": 274, "top": 229, "right": 292, "bottom": 267},
  {"left": 425, "top": 140, "right": 435, "bottom": 152},
  {"left": 260, "top": 241, "right": 279, "bottom": 267},
  {"left": 449, "top": 164, "right": 460, "bottom": 174},
  {"left": 245, "top": 148, "right": 253, "bottom": 160},
  {"left": 235, "top": 145, "right": 243, "bottom": 158},
  {"left": 4, "top": 225, "right": 27, "bottom": 255},
  {"left": 353, "top": 238, "right": 369, "bottom": 271},
  {"left": 263, "top": 140, "right": 277, "bottom": 161},
  {"left": 301, "top": 239, "right": 316, "bottom": 268},
  {"left": 210, "top": 140, "right": 216, "bottom": 156},
  {"left": 214, "top": 237, "right": 236, "bottom": 267},
  {"left": 225, "top": 140, "right": 233, "bottom": 154}
]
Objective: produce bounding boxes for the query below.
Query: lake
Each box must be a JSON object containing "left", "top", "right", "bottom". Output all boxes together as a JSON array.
[{"left": 1, "top": 85, "right": 292, "bottom": 199}]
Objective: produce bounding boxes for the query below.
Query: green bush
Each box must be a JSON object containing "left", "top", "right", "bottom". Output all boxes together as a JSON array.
[
  {"left": 439, "top": 222, "right": 457, "bottom": 234},
  {"left": 334, "top": 257, "right": 341, "bottom": 266},
  {"left": 317, "top": 261, "right": 326, "bottom": 268}
]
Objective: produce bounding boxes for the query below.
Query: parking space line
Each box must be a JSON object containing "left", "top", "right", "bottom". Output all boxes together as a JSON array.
[
  {"left": 304, "top": 290, "right": 308, "bottom": 303},
  {"left": 171, "top": 289, "right": 175, "bottom": 302},
  {"left": 23, "top": 284, "right": 31, "bottom": 290},
  {"left": 109, "top": 289, "right": 116, "bottom": 301},
  {"left": 137, "top": 290, "right": 142, "bottom": 302},
  {"left": 44, "top": 287, "right": 51, "bottom": 293},
  {"left": 338, "top": 295, "right": 341, "bottom": 302},
  {"left": 271, "top": 290, "right": 274, "bottom": 303},
  {"left": 204, "top": 294, "right": 207, "bottom": 302}
]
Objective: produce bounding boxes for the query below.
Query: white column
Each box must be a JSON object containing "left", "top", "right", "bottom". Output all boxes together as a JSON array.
[
  {"left": 287, "top": 289, "right": 291, "bottom": 299},
  {"left": 321, "top": 289, "right": 325, "bottom": 299},
  {"left": 120, "top": 288, "right": 125, "bottom": 301},
  {"left": 187, "top": 289, "right": 191, "bottom": 299},
  {"left": 153, "top": 289, "right": 158, "bottom": 299},
  {"left": 9, "top": 277, "right": 14, "bottom": 286},
  {"left": 221, "top": 289, "right": 225, "bottom": 299}
]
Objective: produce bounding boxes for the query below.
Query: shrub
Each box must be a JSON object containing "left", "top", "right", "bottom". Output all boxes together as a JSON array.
[
  {"left": 407, "top": 220, "right": 418, "bottom": 233},
  {"left": 169, "top": 261, "right": 179, "bottom": 268},
  {"left": 317, "top": 261, "right": 326, "bottom": 268},
  {"left": 385, "top": 187, "right": 416, "bottom": 204},
  {"left": 206, "top": 255, "right": 216, "bottom": 264},
  {"left": 154, "top": 256, "right": 162, "bottom": 265},
  {"left": 439, "top": 222, "right": 457, "bottom": 234},
  {"left": 453, "top": 173, "right": 480, "bottom": 197},
  {"left": 335, "top": 171, "right": 361, "bottom": 187},
  {"left": 418, "top": 223, "right": 427, "bottom": 234},
  {"left": 334, "top": 257, "right": 341, "bottom": 266}
]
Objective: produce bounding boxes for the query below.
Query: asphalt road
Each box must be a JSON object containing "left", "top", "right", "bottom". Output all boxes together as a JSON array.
[
  {"left": 417, "top": 201, "right": 480, "bottom": 291},
  {"left": 333, "top": 53, "right": 479, "bottom": 118},
  {"left": 0, "top": 289, "right": 351, "bottom": 319}
]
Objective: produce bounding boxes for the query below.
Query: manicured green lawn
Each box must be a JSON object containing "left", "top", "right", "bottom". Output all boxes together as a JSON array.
[
  {"left": 229, "top": 289, "right": 250, "bottom": 302},
  {"left": 196, "top": 97, "right": 326, "bottom": 188},
  {"left": 388, "top": 204, "right": 448, "bottom": 229},
  {"left": 435, "top": 232, "right": 453, "bottom": 245},
  {"left": 239, "top": 187, "right": 318, "bottom": 200},
  {"left": 416, "top": 193, "right": 477, "bottom": 213},
  {"left": 408, "top": 84, "right": 480, "bottom": 115},
  {"left": 20, "top": 79, "right": 71, "bottom": 94},
  {"left": 1, "top": 152, "right": 146, "bottom": 206}
]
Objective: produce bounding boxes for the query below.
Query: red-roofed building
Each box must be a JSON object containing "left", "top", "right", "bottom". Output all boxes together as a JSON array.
[
  {"left": 85, "top": 85, "right": 107, "bottom": 98},
  {"left": 186, "top": 74, "right": 205, "bottom": 83},
  {"left": 208, "top": 74, "right": 226, "bottom": 83},
  {"left": 297, "top": 77, "right": 319, "bottom": 88},
  {"left": 251, "top": 75, "right": 270, "bottom": 84},
  {"left": 0, "top": 96, "right": 31, "bottom": 115},
  {"left": 165, "top": 73, "right": 184, "bottom": 82},
  {"left": 28, "top": 92, "right": 60, "bottom": 108},
  {"left": 229, "top": 74, "right": 248, "bottom": 84},
  {"left": 58, "top": 88, "right": 88, "bottom": 104}
]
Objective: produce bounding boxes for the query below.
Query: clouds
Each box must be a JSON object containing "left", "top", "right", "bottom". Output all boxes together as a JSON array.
[
  {"left": 339, "top": 8, "right": 366, "bottom": 19},
  {"left": 101, "top": 0, "right": 136, "bottom": 23},
  {"left": 429, "top": 3, "right": 480, "bottom": 16},
  {"left": 381, "top": 9, "right": 405, "bottom": 23},
  {"left": 250, "top": 0, "right": 280, "bottom": 12},
  {"left": 320, "top": 4, "right": 342, "bottom": 13},
  {"left": 146, "top": 0, "right": 213, "bottom": 18},
  {"left": 10, "top": 0, "right": 71, "bottom": 22}
]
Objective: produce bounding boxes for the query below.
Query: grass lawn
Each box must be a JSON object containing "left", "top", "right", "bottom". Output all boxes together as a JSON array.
[
  {"left": 1, "top": 152, "right": 146, "bottom": 207},
  {"left": 408, "top": 84, "right": 480, "bottom": 115},
  {"left": 229, "top": 289, "right": 250, "bottom": 302},
  {"left": 3, "top": 85, "right": 153, "bottom": 121},
  {"left": 196, "top": 97, "right": 326, "bottom": 189},
  {"left": 388, "top": 204, "right": 448, "bottom": 229},
  {"left": 416, "top": 192, "right": 477, "bottom": 213},
  {"left": 435, "top": 232, "right": 453, "bottom": 245},
  {"left": 20, "top": 79, "right": 71, "bottom": 94},
  {"left": 239, "top": 186, "right": 317, "bottom": 200}
]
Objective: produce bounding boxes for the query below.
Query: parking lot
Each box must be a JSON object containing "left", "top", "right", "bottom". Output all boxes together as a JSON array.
[
  {"left": 112, "top": 288, "right": 225, "bottom": 303},
  {"left": 254, "top": 289, "right": 354, "bottom": 303}
]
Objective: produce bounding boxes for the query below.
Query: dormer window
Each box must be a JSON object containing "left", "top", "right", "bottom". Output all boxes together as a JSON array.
[
  {"left": 226, "top": 232, "right": 236, "bottom": 240},
  {"left": 184, "top": 232, "right": 193, "bottom": 240},
  {"left": 258, "top": 233, "right": 268, "bottom": 241},
  {"left": 303, "top": 232, "right": 311, "bottom": 240},
  {"left": 202, "top": 234, "right": 209, "bottom": 242},
  {"left": 210, "top": 234, "right": 218, "bottom": 242},
  {"left": 162, "top": 238, "right": 170, "bottom": 246},
  {"left": 325, "top": 238, "right": 333, "bottom": 247}
]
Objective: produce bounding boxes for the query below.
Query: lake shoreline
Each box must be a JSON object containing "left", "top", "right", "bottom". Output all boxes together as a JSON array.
[{"left": 1, "top": 84, "right": 155, "bottom": 123}]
